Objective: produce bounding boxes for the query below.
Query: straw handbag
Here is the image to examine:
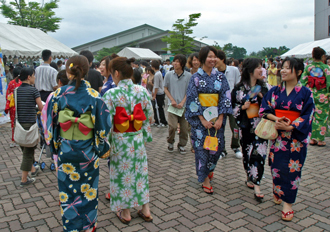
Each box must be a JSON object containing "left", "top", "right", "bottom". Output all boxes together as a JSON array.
[{"left": 254, "top": 118, "right": 278, "bottom": 140}]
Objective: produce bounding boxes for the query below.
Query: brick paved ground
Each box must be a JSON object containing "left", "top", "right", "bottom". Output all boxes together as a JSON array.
[{"left": 1, "top": 121, "right": 330, "bottom": 232}]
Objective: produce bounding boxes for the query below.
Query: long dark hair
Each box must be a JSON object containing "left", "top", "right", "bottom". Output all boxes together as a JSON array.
[
  {"left": 66, "top": 55, "right": 89, "bottom": 91},
  {"left": 239, "top": 58, "right": 263, "bottom": 87}
]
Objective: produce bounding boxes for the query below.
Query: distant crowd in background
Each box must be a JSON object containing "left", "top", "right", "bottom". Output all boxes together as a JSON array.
[{"left": 3, "top": 45, "right": 330, "bottom": 231}]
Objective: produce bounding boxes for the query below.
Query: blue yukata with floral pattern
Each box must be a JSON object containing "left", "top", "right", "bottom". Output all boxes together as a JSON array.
[
  {"left": 259, "top": 82, "right": 315, "bottom": 204},
  {"left": 231, "top": 82, "right": 269, "bottom": 186},
  {"left": 46, "top": 80, "right": 111, "bottom": 232},
  {"left": 101, "top": 74, "right": 116, "bottom": 97},
  {"left": 185, "top": 68, "right": 233, "bottom": 182}
]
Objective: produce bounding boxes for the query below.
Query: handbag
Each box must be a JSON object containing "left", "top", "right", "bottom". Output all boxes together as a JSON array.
[
  {"left": 13, "top": 88, "right": 39, "bottom": 147},
  {"left": 203, "top": 129, "right": 218, "bottom": 151},
  {"left": 254, "top": 118, "right": 278, "bottom": 140}
]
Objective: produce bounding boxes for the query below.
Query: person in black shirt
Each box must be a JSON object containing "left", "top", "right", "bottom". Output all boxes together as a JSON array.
[
  {"left": 16, "top": 68, "right": 43, "bottom": 186},
  {"left": 80, "top": 50, "right": 104, "bottom": 92}
]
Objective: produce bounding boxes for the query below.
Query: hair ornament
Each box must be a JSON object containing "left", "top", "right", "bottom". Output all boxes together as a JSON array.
[{"left": 69, "top": 63, "right": 73, "bottom": 69}]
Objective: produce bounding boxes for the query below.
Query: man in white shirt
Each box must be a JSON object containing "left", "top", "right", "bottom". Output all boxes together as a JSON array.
[
  {"left": 216, "top": 50, "right": 242, "bottom": 159},
  {"left": 163, "top": 59, "right": 173, "bottom": 74},
  {"left": 35, "top": 49, "right": 58, "bottom": 102},
  {"left": 164, "top": 54, "right": 192, "bottom": 154}
]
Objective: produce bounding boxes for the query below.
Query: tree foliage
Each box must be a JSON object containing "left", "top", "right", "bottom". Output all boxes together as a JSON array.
[
  {"left": 212, "top": 42, "right": 247, "bottom": 59},
  {"left": 95, "top": 46, "right": 121, "bottom": 61},
  {"left": 162, "top": 13, "right": 201, "bottom": 55},
  {"left": 246, "top": 46, "right": 290, "bottom": 59},
  {"left": 0, "top": 0, "right": 62, "bottom": 33}
]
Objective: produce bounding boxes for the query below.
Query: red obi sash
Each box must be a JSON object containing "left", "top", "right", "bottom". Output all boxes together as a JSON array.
[
  {"left": 114, "top": 103, "right": 146, "bottom": 133},
  {"left": 275, "top": 109, "right": 300, "bottom": 123},
  {"left": 307, "top": 76, "right": 326, "bottom": 90}
]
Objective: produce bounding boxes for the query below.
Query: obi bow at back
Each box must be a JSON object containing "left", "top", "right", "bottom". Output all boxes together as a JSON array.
[
  {"left": 114, "top": 103, "right": 146, "bottom": 133},
  {"left": 58, "top": 108, "right": 94, "bottom": 140},
  {"left": 307, "top": 76, "right": 326, "bottom": 90}
]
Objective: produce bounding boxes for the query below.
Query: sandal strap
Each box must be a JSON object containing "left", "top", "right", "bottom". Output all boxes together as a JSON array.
[
  {"left": 282, "top": 210, "right": 294, "bottom": 217},
  {"left": 202, "top": 185, "right": 213, "bottom": 190}
]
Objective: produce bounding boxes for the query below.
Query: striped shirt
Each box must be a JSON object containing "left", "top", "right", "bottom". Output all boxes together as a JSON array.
[
  {"left": 16, "top": 83, "right": 40, "bottom": 123},
  {"left": 35, "top": 63, "right": 58, "bottom": 91}
]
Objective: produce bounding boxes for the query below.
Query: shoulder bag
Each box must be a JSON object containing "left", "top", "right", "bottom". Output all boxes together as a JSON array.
[{"left": 13, "top": 88, "right": 39, "bottom": 147}]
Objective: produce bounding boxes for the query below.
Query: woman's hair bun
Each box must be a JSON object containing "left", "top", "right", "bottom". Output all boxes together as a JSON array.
[{"left": 126, "top": 57, "right": 136, "bottom": 65}]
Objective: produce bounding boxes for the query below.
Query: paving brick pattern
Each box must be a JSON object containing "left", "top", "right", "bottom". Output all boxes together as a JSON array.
[{"left": 1, "top": 121, "right": 330, "bottom": 231}]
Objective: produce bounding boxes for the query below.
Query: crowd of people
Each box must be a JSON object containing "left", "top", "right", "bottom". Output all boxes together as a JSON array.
[{"left": 4, "top": 45, "right": 330, "bottom": 231}]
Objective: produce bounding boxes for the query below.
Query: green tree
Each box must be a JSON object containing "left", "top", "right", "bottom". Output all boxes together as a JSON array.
[
  {"left": 221, "top": 43, "right": 247, "bottom": 59},
  {"left": 162, "top": 13, "right": 201, "bottom": 55},
  {"left": 95, "top": 46, "right": 121, "bottom": 61},
  {"left": 0, "top": 0, "right": 62, "bottom": 33}
]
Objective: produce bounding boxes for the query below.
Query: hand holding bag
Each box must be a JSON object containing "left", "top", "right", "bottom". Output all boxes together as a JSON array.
[
  {"left": 254, "top": 118, "right": 278, "bottom": 140},
  {"left": 203, "top": 129, "right": 218, "bottom": 151},
  {"left": 13, "top": 88, "right": 39, "bottom": 147}
]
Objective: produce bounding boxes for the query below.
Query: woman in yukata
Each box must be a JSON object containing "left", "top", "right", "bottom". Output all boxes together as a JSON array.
[
  {"left": 100, "top": 53, "right": 118, "bottom": 96},
  {"left": 231, "top": 58, "right": 269, "bottom": 202},
  {"left": 102, "top": 57, "right": 153, "bottom": 225},
  {"left": 260, "top": 57, "right": 315, "bottom": 221},
  {"left": 301, "top": 47, "right": 330, "bottom": 147},
  {"left": 46, "top": 55, "right": 111, "bottom": 232},
  {"left": 185, "top": 46, "right": 233, "bottom": 194}
]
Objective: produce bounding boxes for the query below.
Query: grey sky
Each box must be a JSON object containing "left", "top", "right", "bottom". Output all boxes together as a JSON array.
[{"left": 0, "top": 0, "right": 314, "bottom": 54}]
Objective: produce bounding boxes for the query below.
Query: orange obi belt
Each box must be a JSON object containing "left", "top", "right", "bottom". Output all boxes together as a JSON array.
[
  {"left": 198, "top": 93, "right": 219, "bottom": 107},
  {"left": 275, "top": 109, "right": 300, "bottom": 123},
  {"left": 246, "top": 103, "right": 260, "bottom": 119},
  {"left": 307, "top": 76, "right": 326, "bottom": 90},
  {"left": 114, "top": 103, "right": 146, "bottom": 133}
]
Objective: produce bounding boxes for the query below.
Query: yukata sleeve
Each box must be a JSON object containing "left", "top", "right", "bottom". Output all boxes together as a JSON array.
[
  {"left": 218, "top": 74, "right": 233, "bottom": 116},
  {"left": 259, "top": 87, "right": 277, "bottom": 118},
  {"left": 94, "top": 97, "right": 111, "bottom": 158},
  {"left": 46, "top": 93, "right": 59, "bottom": 155},
  {"left": 300, "top": 66, "right": 309, "bottom": 87},
  {"left": 141, "top": 89, "right": 153, "bottom": 143},
  {"left": 41, "top": 93, "right": 54, "bottom": 145},
  {"left": 184, "top": 74, "right": 203, "bottom": 127},
  {"left": 102, "top": 90, "right": 115, "bottom": 145},
  {"left": 231, "top": 85, "right": 245, "bottom": 127},
  {"left": 291, "top": 88, "right": 315, "bottom": 142}
]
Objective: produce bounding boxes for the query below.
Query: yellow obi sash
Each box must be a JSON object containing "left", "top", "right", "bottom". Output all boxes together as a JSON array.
[
  {"left": 198, "top": 93, "right": 219, "bottom": 107},
  {"left": 58, "top": 108, "right": 94, "bottom": 140}
]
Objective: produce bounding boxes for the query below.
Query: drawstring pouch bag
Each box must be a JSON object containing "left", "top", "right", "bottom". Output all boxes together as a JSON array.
[{"left": 203, "top": 129, "right": 218, "bottom": 151}]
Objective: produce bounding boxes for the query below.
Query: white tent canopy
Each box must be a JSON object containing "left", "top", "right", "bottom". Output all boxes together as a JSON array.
[
  {"left": 117, "top": 47, "right": 162, "bottom": 60},
  {"left": 281, "top": 38, "right": 330, "bottom": 59},
  {"left": 0, "top": 23, "right": 78, "bottom": 59}
]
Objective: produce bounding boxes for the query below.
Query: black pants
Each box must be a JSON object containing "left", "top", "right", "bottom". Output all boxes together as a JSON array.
[
  {"left": 153, "top": 94, "right": 167, "bottom": 125},
  {"left": 39, "top": 91, "right": 53, "bottom": 102}
]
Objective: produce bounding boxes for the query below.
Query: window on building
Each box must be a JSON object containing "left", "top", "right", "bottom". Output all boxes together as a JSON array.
[{"left": 329, "top": 15, "right": 330, "bottom": 36}]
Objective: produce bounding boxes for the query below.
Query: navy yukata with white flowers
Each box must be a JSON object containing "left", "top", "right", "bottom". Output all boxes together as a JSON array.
[
  {"left": 46, "top": 80, "right": 111, "bottom": 232},
  {"left": 260, "top": 83, "right": 315, "bottom": 204},
  {"left": 185, "top": 68, "right": 233, "bottom": 182}
]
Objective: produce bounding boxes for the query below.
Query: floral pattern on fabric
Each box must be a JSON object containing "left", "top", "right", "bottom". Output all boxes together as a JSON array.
[
  {"left": 46, "top": 80, "right": 111, "bottom": 232},
  {"left": 260, "top": 82, "right": 315, "bottom": 203},
  {"left": 185, "top": 68, "right": 232, "bottom": 182},
  {"left": 102, "top": 79, "right": 152, "bottom": 212},
  {"left": 301, "top": 61, "right": 330, "bottom": 142},
  {"left": 231, "top": 82, "right": 269, "bottom": 185},
  {"left": 5, "top": 79, "right": 22, "bottom": 141}
]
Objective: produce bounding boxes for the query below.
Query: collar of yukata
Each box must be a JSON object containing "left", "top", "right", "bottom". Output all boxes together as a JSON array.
[
  {"left": 197, "top": 67, "right": 217, "bottom": 76},
  {"left": 281, "top": 81, "right": 302, "bottom": 93},
  {"left": 118, "top": 78, "right": 133, "bottom": 88}
]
